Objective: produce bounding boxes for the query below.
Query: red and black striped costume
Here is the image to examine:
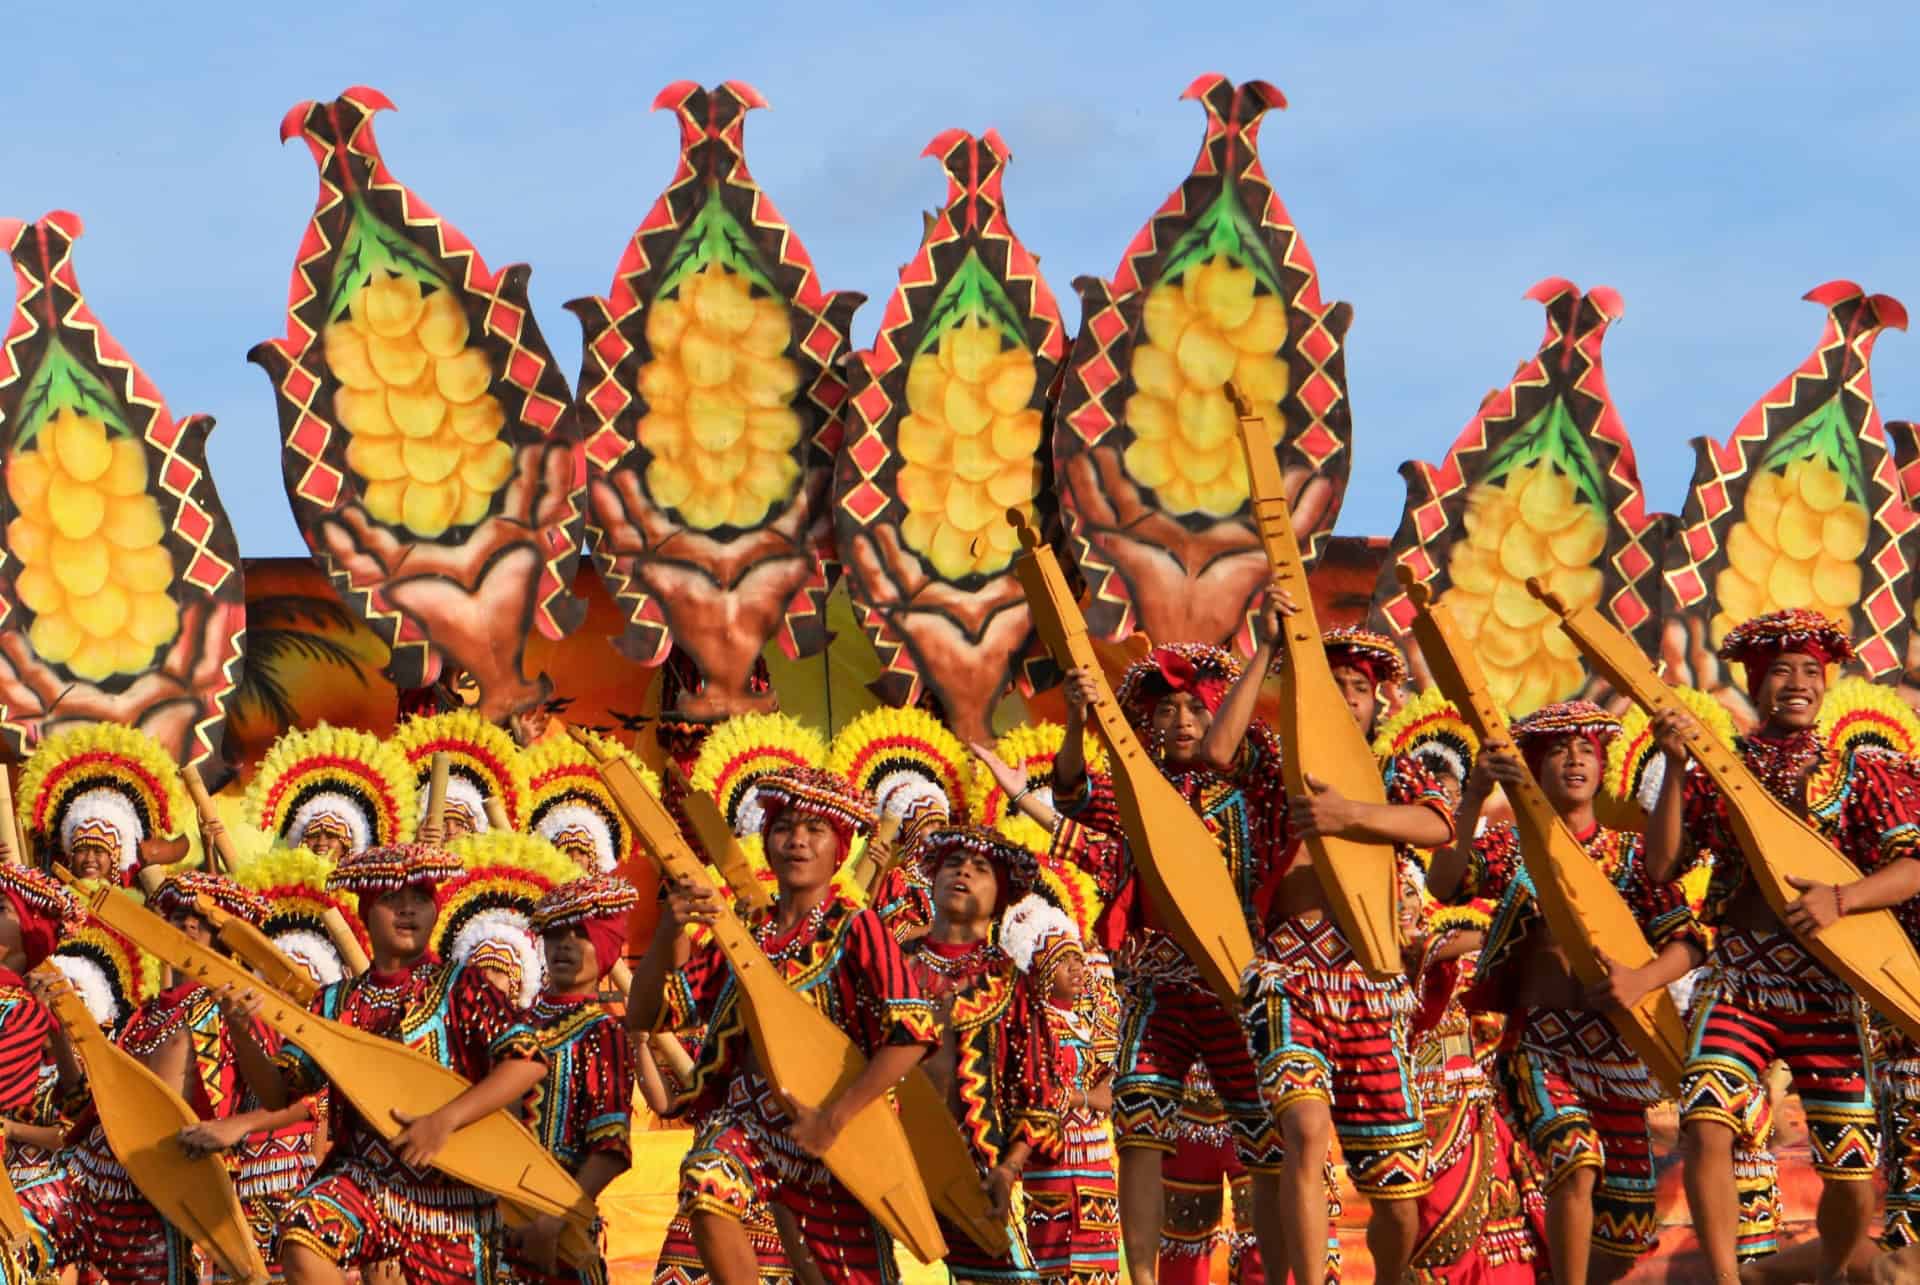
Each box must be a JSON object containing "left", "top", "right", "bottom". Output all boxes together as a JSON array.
[
  {"left": 1457, "top": 821, "right": 1695, "bottom": 1258},
  {"left": 0, "top": 969, "right": 67, "bottom": 1284},
  {"left": 658, "top": 887, "right": 937, "bottom": 1284},
  {"left": 273, "top": 955, "right": 542, "bottom": 1283},
  {"left": 508, "top": 992, "right": 635, "bottom": 1285},
  {"left": 1675, "top": 728, "right": 1920, "bottom": 1179},
  {"left": 902, "top": 937, "right": 1062, "bottom": 1281}
]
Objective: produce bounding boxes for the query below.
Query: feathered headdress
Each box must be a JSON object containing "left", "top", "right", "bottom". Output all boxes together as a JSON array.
[
  {"left": 1818, "top": 675, "right": 1920, "bottom": 764},
  {"left": 1603, "top": 686, "right": 1737, "bottom": 823},
  {"left": 430, "top": 832, "right": 579, "bottom": 1007},
  {"left": 827, "top": 706, "right": 975, "bottom": 835},
  {"left": 689, "top": 712, "right": 828, "bottom": 839},
  {"left": 390, "top": 710, "right": 530, "bottom": 836},
  {"left": 16, "top": 724, "right": 193, "bottom": 879},
  {"left": 976, "top": 722, "right": 1108, "bottom": 855},
  {"left": 523, "top": 731, "right": 657, "bottom": 874},
  {"left": 229, "top": 845, "right": 368, "bottom": 989},
  {"left": 246, "top": 724, "right": 416, "bottom": 856},
  {"left": 51, "top": 888, "right": 158, "bottom": 1028},
  {"left": 1371, "top": 688, "right": 1477, "bottom": 789}
]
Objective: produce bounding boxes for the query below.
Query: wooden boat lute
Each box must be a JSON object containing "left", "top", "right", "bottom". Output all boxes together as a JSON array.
[
  {"left": 1400, "top": 573, "right": 1686, "bottom": 1091},
  {"left": 1529, "top": 577, "right": 1920, "bottom": 1042},
  {"left": 1233, "top": 395, "right": 1399, "bottom": 977},
  {"left": 33, "top": 962, "right": 268, "bottom": 1282},
  {"left": 1007, "top": 512, "right": 1254, "bottom": 1006},
  {"left": 0, "top": 1126, "right": 29, "bottom": 1245},
  {"left": 668, "top": 767, "right": 774, "bottom": 912},
  {"left": 574, "top": 732, "right": 993, "bottom": 1260},
  {"left": 74, "top": 886, "right": 599, "bottom": 1265},
  {"left": 192, "top": 895, "right": 319, "bottom": 1006}
]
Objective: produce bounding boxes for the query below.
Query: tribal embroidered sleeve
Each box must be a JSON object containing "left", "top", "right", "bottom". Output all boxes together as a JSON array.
[
  {"left": 447, "top": 962, "right": 543, "bottom": 1077},
  {"left": 870, "top": 864, "right": 934, "bottom": 945},
  {"left": 1005, "top": 976, "right": 1065, "bottom": 1159},
  {"left": 1054, "top": 769, "right": 1123, "bottom": 839},
  {"left": 0, "top": 988, "right": 53, "bottom": 1118},
  {"left": 1047, "top": 816, "right": 1127, "bottom": 904},
  {"left": 842, "top": 908, "right": 938, "bottom": 1050},
  {"left": 1459, "top": 821, "right": 1522, "bottom": 903},
  {"left": 656, "top": 942, "right": 729, "bottom": 1034},
  {"left": 579, "top": 1015, "right": 635, "bottom": 1165},
  {"left": 1384, "top": 752, "right": 1459, "bottom": 843}
]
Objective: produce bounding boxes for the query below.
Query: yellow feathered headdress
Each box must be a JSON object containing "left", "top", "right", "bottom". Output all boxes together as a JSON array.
[
  {"left": 523, "top": 731, "right": 658, "bottom": 875},
  {"left": 16, "top": 724, "right": 195, "bottom": 880},
  {"left": 246, "top": 724, "right": 417, "bottom": 856},
  {"left": 391, "top": 710, "right": 531, "bottom": 836}
]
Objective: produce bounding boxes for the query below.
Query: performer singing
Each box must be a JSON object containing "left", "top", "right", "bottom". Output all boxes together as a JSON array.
[
  {"left": 505, "top": 874, "right": 639, "bottom": 1284},
  {"left": 1643, "top": 609, "right": 1920, "bottom": 1282},
  {"left": 1428, "top": 701, "right": 1701, "bottom": 1283},
  {"left": 1236, "top": 620, "right": 1455, "bottom": 1285},
  {"left": 222, "top": 843, "right": 548, "bottom": 1285},
  {"left": 901, "top": 824, "right": 1063, "bottom": 1281},
  {"left": 629, "top": 767, "right": 938, "bottom": 1284}
]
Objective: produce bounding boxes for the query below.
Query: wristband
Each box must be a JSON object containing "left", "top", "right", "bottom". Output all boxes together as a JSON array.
[
  {"left": 1008, "top": 783, "right": 1034, "bottom": 808},
  {"left": 1834, "top": 883, "right": 1849, "bottom": 918}
]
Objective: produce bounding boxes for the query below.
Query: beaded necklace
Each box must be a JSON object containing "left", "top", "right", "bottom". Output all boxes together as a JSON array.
[
  {"left": 757, "top": 903, "right": 827, "bottom": 965},
  {"left": 1741, "top": 728, "right": 1822, "bottom": 808}
]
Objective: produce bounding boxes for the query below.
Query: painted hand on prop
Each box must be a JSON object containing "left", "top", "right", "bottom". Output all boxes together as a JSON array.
[
  {"left": 569, "top": 83, "right": 855, "bottom": 721},
  {"left": 249, "top": 88, "right": 586, "bottom": 722},
  {"left": 0, "top": 214, "right": 246, "bottom": 766}
]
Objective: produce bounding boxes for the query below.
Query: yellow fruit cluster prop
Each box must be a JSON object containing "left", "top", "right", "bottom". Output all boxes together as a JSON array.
[
  {"left": 636, "top": 260, "right": 802, "bottom": 532},
  {"left": 1443, "top": 460, "right": 1608, "bottom": 715},
  {"left": 1713, "top": 457, "right": 1866, "bottom": 648},
  {"left": 1123, "top": 253, "right": 1289, "bottom": 518},
  {"left": 323, "top": 268, "right": 512, "bottom": 538},
  {"left": 896, "top": 314, "right": 1042, "bottom": 578},
  {"left": 6, "top": 409, "right": 177, "bottom": 681}
]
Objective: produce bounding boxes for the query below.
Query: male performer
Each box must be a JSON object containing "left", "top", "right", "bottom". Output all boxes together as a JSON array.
[
  {"left": 903, "top": 824, "right": 1063, "bottom": 1281},
  {"left": 1429, "top": 701, "right": 1701, "bottom": 1283},
  {"left": 507, "top": 874, "right": 638, "bottom": 1284},
  {"left": 222, "top": 843, "right": 548, "bottom": 1285},
  {"left": 630, "top": 767, "right": 937, "bottom": 1284},
  {"left": 1644, "top": 609, "right": 1920, "bottom": 1283}
]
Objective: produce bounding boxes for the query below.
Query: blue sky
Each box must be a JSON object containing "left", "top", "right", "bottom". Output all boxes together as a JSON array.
[{"left": 1, "top": 1, "right": 1915, "bottom": 557}]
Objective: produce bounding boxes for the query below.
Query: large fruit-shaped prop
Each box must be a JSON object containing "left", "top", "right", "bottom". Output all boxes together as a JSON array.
[
  {"left": 569, "top": 82, "right": 860, "bottom": 721},
  {"left": 1371, "top": 280, "right": 1667, "bottom": 715},
  {"left": 1053, "top": 75, "right": 1351, "bottom": 648},
  {"left": 249, "top": 87, "right": 586, "bottom": 721},
  {"left": 1658, "top": 283, "right": 1910, "bottom": 716},
  {"left": 0, "top": 212, "right": 246, "bottom": 766},
  {"left": 835, "top": 129, "right": 1065, "bottom": 741}
]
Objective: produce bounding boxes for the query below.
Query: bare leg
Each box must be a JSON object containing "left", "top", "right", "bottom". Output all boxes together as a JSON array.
[
  {"left": 1591, "top": 1248, "right": 1639, "bottom": 1284},
  {"left": 770, "top": 1205, "right": 829, "bottom": 1285},
  {"left": 691, "top": 1209, "right": 764, "bottom": 1285},
  {"left": 1248, "top": 1171, "right": 1288, "bottom": 1285},
  {"left": 1270, "top": 1099, "right": 1333, "bottom": 1285},
  {"left": 1118, "top": 1145, "right": 1167, "bottom": 1285},
  {"left": 1814, "top": 1178, "right": 1874, "bottom": 1283},
  {"left": 1367, "top": 1196, "right": 1419, "bottom": 1285},
  {"left": 1546, "top": 1165, "right": 1598, "bottom": 1285},
  {"left": 279, "top": 1245, "right": 348, "bottom": 1285},
  {"left": 1683, "top": 1119, "right": 1741, "bottom": 1282}
]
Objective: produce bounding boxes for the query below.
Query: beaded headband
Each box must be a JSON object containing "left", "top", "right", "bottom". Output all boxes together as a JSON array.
[
  {"left": 0, "top": 864, "right": 85, "bottom": 928},
  {"left": 1717, "top": 608, "right": 1855, "bottom": 668},
  {"left": 755, "top": 767, "right": 877, "bottom": 840},
  {"left": 1321, "top": 626, "right": 1408, "bottom": 687},
  {"left": 326, "top": 843, "right": 464, "bottom": 897},
  {"left": 151, "top": 871, "right": 271, "bottom": 926},
  {"left": 530, "top": 874, "right": 641, "bottom": 935},
  {"left": 912, "top": 823, "right": 1041, "bottom": 906},
  {"left": 1510, "top": 699, "right": 1622, "bottom": 753},
  {"left": 1116, "top": 643, "right": 1242, "bottom": 724}
]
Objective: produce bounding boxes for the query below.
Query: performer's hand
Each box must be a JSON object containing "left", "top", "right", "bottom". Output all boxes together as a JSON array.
[
  {"left": 1290, "top": 775, "right": 1360, "bottom": 839},
  {"left": 968, "top": 743, "right": 1027, "bottom": 800},
  {"left": 1062, "top": 668, "right": 1101, "bottom": 718},
  {"left": 1783, "top": 876, "right": 1844, "bottom": 934},
  {"left": 26, "top": 971, "right": 73, "bottom": 1007},
  {"left": 178, "top": 1115, "right": 250, "bottom": 1158},
  {"left": 1259, "top": 579, "right": 1301, "bottom": 640},
  {"left": 662, "top": 881, "right": 724, "bottom": 931},
  {"left": 984, "top": 1164, "right": 1018, "bottom": 1221},
  {"left": 415, "top": 820, "right": 448, "bottom": 848},
  {"left": 389, "top": 1106, "right": 457, "bottom": 1168},
  {"left": 779, "top": 1090, "right": 845, "bottom": 1159},
  {"left": 1583, "top": 948, "right": 1649, "bottom": 1012},
  {"left": 214, "top": 983, "right": 265, "bottom": 1026},
  {"left": 511, "top": 1213, "right": 566, "bottom": 1272},
  {"left": 1466, "top": 741, "right": 1528, "bottom": 798},
  {"left": 1649, "top": 707, "right": 1696, "bottom": 763}
]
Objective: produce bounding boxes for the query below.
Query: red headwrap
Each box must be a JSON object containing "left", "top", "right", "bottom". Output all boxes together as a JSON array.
[
  {"left": 1116, "top": 644, "right": 1241, "bottom": 727},
  {"left": 531, "top": 874, "right": 640, "bottom": 982},
  {"left": 1717, "top": 609, "right": 1855, "bottom": 705},
  {"left": 1321, "top": 626, "right": 1408, "bottom": 688},
  {"left": 5, "top": 892, "right": 55, "bottom": 972},
  {"left": 0, "top": 866, "right": 83, "bottom": 973},
  {"left": 582, "top": 917, "right": 628, "bottom": 977}
]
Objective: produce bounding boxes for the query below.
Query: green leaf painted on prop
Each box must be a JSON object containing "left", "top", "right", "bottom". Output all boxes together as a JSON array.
[
  {"left": 1755, "top": 395, "right": 1867, "bottom": 507},
  {"left": 655, "top": 189, "right": 783, "bottom": 303},
  {"left": 913, "top": 250, "right": 1029, "bottom": 358},
  {"left": 325, "top": 195, "right": 450, "bottom": 321},
  {"left": 12, "top": 338, "right": 133, "bottom": 444},
  {"left": 1157, "top": 184, "right": 1285, "bottom": 299},
  {"left": 1480, "top": 396, "right": 1607, "bottom": 510}
]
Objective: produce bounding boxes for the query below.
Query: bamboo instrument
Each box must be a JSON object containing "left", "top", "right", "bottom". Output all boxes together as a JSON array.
[
  {"left": 851, "top": 814, "right": 905, "bottom": 900},
  {"left": 182, "top": 767, "right": 236, "bottom": 875},
  {"left": 0, "top": 765, "right": 21, "bottom": 867},
  {"left": 0, "top": 1126, "right": 27, "bottom": 1245},
  {"left": 1528, "top": 577, "right": 1920, "bottom": 1042},
  {"left": 33, "top": 962, "right": 268, "bottom": 1282},
  {"left": 1400, "top": 573, "right": 1686, "bottom": 1091},
  {"left": 484, "top": 796, "right": 511, "bottom": 833},
  {"left": 321, "top": 907, "right": 371, "bottom": 976},
  {"left": 426, "top": 751, "right": 451, "bottom": 835},
  {"left": 1007, "top": 513, "right": 1254, "bottom": 1007},
  {"left": 73, "top": 887, "right": 599, "bottom": 1265},
  {"left": 192, "top": 895, "right": 319, "bottom": 1006},
  {"left": 136, "top": 865, "right": 168, "bottom": 896},
  {"left": 572, "top": 729, "right": 985, "bottom": 1260},
  {"left": 1231, "top": 393, "right": 1398, "bottom": 977},
  {"left": 669, "top": 768, "right": 773, "bottom": 911}
]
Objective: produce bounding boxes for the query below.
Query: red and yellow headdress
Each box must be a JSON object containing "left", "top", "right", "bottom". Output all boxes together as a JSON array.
[
  {"left": 1034, "top": 861, "right": 1105, "bottom": 945},
  {"left": 16, "top": 724, "right": 193, "bottom": 880},
  {"left": 0, "top": 865, "right": 84, "bottom": 971},
  {"left": 1371, "top": 688, "right": 1477, "bottom": 788},
  {"left": 1604, "top": 687, "right": 1735, "bottom": 822},
  {"left": 1510, "top": 699, "right": 1620, "bottom": 775},
  {"left": 1000, "top": 894, "right": 1082, "bottom": 987},
  {"left": 229, "top": 845, "right": 368, "bottom": 989},
  {"left": 689, "top": 712, "right": 828, "bottom": 838},
  {"left": 150, "top": 870, "right": 270, "bottom": 926},
  {"left": 1321, "top": 626, "right": 1408, "bottom": 688},
  {"left": 246, "top": 724, "right": 416, "bottom": 857},
  {"left": 827, "top": 706, "right": 976, "bottom": 835},
  {"left": 1115, "top": 643, "right": 1242, "bottom": 726},
  {"left": 52, "top": 903, "right": 158, "bottom": 1029},
  {"left": 1819, "top": 675, "right": 1920, "bottom": 765},
  {"left": 523, "top": 731, "right": 657, "bottom": 875},
  {"left": 431, "top": 832, "right": 579, "bottom": 1007},
  {"left": 976, "top": 722, "right": 1108, "bottom": 855},
  {"left": 1718, "top": 608, "right": 1855, "bottom": 703},
  {"left": 390, "top": 710, "right": 530, "bottom": 836},
  {"left": 327, "top": 843, "right": 463, "bottom": 899}
]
